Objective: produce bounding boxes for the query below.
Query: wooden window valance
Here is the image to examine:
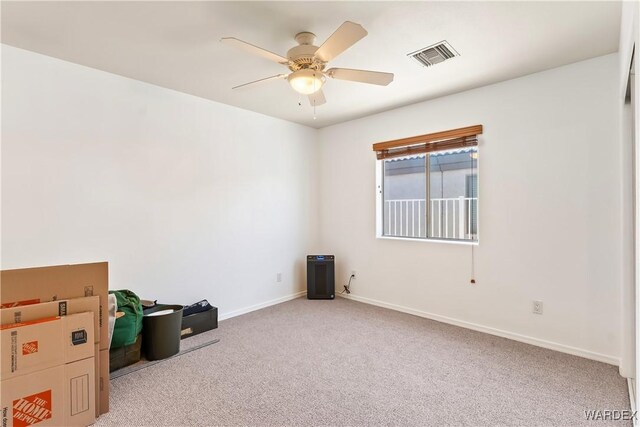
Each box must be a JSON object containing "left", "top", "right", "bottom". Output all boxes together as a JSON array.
[{"left": 372, "top": 125, "right": 483, "bottom": 160}]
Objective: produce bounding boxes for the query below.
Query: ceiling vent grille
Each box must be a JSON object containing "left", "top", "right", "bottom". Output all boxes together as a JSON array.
[{"left": 408, "top": 41, "right": 459, "bottom": 67}]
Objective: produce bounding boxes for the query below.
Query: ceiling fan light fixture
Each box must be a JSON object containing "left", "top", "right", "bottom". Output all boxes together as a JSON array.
[{"left": 288, "top": 69, "right": 325, "bottom": 95}]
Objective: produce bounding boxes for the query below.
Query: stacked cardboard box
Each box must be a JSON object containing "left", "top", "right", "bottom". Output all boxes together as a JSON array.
[
  {"left": 1, "top": 296, "right": 103, "bottom": 419},
  {"left": 1, "top": 262, "right": 110, "bottom": 417},
  {"left": 1, "top": 312, "right": 95, "bottom": 426}
]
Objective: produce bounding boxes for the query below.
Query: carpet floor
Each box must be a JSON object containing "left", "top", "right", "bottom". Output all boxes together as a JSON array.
[{"left": 96, "top": 297, "right": 630, "bottom": 426}]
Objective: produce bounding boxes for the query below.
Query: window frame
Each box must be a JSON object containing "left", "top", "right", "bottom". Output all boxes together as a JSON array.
[{"left": 376, "top": 148, "right": 479, "bottom": 245}]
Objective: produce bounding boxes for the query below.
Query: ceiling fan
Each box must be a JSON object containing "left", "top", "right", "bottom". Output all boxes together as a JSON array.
[{"left": 221, "top": 21, "right": 394, "bottom": 106}]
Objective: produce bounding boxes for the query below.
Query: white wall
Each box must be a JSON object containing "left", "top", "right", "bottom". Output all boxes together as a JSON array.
[
  {"left": 318, "top": 53, "right": 622, "bottom": 363},
  {"left": 1, "top": 45, "right": 319, "bottom": 318}
]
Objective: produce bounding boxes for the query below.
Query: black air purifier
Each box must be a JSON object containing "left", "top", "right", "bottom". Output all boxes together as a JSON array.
[{"left": 307, "top": 255, "right": 335, "bottom": 299}]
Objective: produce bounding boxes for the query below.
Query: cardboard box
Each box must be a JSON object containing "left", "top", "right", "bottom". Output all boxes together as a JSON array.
[
  {"left": 1, "top": 296, "right": 101, "bottom": 346},
  {"left": 0, "top": 312, "right": 95, "bottom": 426},
  {"left": 1, "top": 300, "right": 101, "bottom": 418},
  {"left": 1, "top": 262, "right": 110, "bottom": 415},
  {"left": 1, "top": 312, "right": 94, "bottom": 381},
  {"left": 99, "top": 349, "right": 109, "bottom": 413},
  {"left": 181, "top": 307, "right": 218, "bottom": 339},
  {"left": 93, "top": 344, "right": 99, "bottom": 418},
  {"left": 1, "top": 357, "right": 95, "bottom": 427},
  {"left": 0, "top": 262, "right": 108, "bottom": 350}
]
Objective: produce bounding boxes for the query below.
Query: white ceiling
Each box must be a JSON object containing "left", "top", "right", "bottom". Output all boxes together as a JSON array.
[{"left": 1, "top": 1, "right": 621, "bottom": 128}]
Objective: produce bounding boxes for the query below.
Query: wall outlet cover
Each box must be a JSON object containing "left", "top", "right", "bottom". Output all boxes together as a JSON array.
[{"left": 533, "top": 300, "right": 543, "bottom": 315}]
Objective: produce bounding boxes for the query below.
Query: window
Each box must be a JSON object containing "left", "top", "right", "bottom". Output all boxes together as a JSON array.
[{"left": 373, "top": 125, "right": 481, "bottom": 243}]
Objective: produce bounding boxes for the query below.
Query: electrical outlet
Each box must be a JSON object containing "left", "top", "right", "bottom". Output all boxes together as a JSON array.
[
  {"left": 351, "top": 270, "right": 357, "bottom": 279},
  {"left": 533, "top": 300, "right": 543, "bottom": 315},
  {"left": 276, "top": 273, "right": 282, "bottom": 283}
]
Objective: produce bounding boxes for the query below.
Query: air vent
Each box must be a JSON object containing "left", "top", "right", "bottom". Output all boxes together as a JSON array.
[{"left": 408, "top": 41, "right": 459, "bottom": 67}]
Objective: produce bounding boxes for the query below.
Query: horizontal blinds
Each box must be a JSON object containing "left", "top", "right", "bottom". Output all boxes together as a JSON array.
[
  {"left": 372, "top": 125, "right": 482, "bottom": 160},
  {"left": 375, "top": 135, "right": 478, "bottom": 160}
]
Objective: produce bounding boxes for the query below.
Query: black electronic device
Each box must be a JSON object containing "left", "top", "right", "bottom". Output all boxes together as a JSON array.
[{"left": 307, "top": 255, "right": 335, "bottom": 299}]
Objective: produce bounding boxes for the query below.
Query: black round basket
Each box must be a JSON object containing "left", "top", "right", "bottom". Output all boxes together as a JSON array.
[{"left": 142, "top": 304, "right": 184, "bottom": 361}]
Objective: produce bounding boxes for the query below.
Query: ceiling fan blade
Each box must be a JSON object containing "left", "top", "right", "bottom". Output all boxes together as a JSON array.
[
  {"left": 308, "top": 89, "right": 326, "bottom": 107},
  {"left": 314, "top": 21, "right": 367, "bottom": 63},
  {"left": 221, "top": 37, "right": 289, "bottom": 65},
  {"left": 326, "top": 68, "right": 394, "bottom": 86},
  {"left": 232, "top": 74, "right": 288, "bottom": 90}
]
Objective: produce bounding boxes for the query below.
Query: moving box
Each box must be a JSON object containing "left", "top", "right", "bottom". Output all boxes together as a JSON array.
[{"left": 1, "top": 262, "right": 110, "bottom": 415}]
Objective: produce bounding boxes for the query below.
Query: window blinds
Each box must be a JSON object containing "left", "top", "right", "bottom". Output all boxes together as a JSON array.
[{"left": 372, "top": 125, "right": 483, "bottom": 160}]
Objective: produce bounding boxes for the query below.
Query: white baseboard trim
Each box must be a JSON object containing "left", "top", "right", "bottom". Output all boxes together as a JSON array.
[
  {"left": 338, "top": 292, "right": 620, "bottom": 366},
  {"left": 629, "top": 378, "right": 637, "bottom": 425},
  {"left": 219, "top": 290, "right": 307, "bottom": 321}
]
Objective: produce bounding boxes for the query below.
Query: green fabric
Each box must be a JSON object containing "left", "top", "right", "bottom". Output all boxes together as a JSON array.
[{"left": 110, "top": 289, "right": 143, "bottom": 348}]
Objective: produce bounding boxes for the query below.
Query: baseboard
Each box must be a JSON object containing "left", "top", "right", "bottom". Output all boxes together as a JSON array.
[
  {"left": 219, "top": 290, "right": 307, "bottom": 321},
  {"left": 338, "top": 292, "right": 620, "bottom": 366},
  {"left": 629, "top": 378, "right": 637, "bottom": 425}
]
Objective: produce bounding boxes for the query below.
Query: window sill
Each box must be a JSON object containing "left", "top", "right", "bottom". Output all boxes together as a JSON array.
[{"left": 376, "top": 235, "right": 479, "bottom": 246}]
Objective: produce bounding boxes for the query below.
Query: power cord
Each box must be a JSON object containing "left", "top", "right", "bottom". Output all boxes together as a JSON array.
[{"left": 341, "top": 274, "right": 354, "bottom": 294}]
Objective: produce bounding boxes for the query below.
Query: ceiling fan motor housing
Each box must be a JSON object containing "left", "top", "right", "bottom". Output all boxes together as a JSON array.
[{"left": 287, "top": 32, "right": 325, "bottom": 72}]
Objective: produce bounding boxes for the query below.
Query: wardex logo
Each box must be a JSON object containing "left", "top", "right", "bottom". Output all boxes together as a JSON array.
[
  {"left": 12, "top": 390, "right": 52, "bottom": 427},
  {"left": 21, "top": 341, "right": 38, "bottom": 356}
]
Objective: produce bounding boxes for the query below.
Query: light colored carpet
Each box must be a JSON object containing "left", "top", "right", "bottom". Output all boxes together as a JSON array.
[{"left": 96, "top": 297, "right": 630, "bottom": 426}]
